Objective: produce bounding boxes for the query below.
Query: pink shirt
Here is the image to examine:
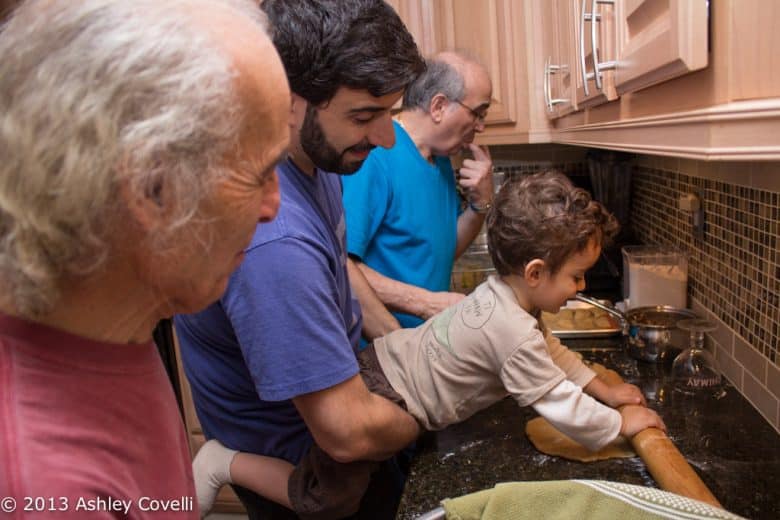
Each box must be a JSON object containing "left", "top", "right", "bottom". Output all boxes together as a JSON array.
[{"left": 0, "top": 313, "right": 197, "bottom": 518}]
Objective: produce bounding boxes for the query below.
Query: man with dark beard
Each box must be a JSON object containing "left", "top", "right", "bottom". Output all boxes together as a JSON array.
[{"left": 175, "top": 1, "right": 425, "bottom": 518}]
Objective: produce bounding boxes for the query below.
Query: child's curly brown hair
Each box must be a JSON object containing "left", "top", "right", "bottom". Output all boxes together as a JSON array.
[{"left": 486, "top": 170, "right": 619, "bottom": 276}]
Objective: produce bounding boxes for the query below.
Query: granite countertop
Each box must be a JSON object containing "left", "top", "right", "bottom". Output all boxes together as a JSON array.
[{"left": 397, "top": 341, "right": 780, "bottom": 520}]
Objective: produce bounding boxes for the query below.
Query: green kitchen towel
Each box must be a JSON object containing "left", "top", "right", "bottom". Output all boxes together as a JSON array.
[{"left": 440, "top": 480, "right": 745, "bottom": 520}]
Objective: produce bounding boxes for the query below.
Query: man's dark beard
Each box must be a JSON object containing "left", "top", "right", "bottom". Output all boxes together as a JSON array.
[{"left": 300, "top": 104, "right": 374, "bottom": 174}]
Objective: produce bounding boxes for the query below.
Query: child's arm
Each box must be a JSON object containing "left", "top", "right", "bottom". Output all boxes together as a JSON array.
[
  {"left": 531, "top": 380, "right": 622, "bottom": 452},
  {"left": 545, "top": 331, "right": 648, "bottom": 408},
  {"left": 583, "top": 376, "right": 646, "bottom": 408},
  {"left": 544, "top": 332, "right": 599, "bottom": 387},
  {"left": 531, "top": 380, "right": 665, "bottom": 452}
]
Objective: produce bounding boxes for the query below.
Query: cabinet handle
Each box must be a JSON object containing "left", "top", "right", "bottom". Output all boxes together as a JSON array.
[
  {"left": 579, "top": 0, "right": 589, "bottom": 96},
  {"left": 544, "top": 57, "right": 567, "bottom": 112},
  {"left": 591, "top": 0, "right": 616, "bottom": 91},
  {"left": 582, "top": 0, "right": 616, "bottom": 94}
]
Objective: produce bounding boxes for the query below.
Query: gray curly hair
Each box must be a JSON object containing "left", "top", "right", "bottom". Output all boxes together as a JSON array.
[{"left": 0, "top": 0, "right": 266, "bottom": 318}]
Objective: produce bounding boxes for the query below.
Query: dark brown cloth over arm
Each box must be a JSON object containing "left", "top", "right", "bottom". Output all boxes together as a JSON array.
[{"left": 287, "top": 345, "right": 408, "bottom": 519}]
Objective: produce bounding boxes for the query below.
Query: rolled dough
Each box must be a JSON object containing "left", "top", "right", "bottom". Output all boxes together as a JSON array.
[
  {"left": 525, "top": 416, "right": 635, "bottom": 462},
  {"left": 524, "top": 362, "right": 635, "bottom": 462}
]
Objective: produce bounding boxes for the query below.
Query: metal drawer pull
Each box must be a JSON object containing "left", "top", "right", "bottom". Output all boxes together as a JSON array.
[{"left": 544, "top": 57, "right": 568, "bottom": 112}]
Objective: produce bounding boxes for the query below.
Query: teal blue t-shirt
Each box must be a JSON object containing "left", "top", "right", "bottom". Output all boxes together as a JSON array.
[{"left": 343, "top": 121, "right": 460, "bottom": 330}]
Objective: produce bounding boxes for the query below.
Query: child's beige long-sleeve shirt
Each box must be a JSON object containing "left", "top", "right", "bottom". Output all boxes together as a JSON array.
[{"left": 374, "top": 275, "right": 621, "bottom": 451}]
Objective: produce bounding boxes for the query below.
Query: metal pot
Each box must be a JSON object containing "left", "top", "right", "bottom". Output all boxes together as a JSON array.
[{"left": 575, "top": 294, "right": 698, "bottom": 363}]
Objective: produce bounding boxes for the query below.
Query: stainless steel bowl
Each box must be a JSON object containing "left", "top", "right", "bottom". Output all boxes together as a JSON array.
[
  {"left": 625, "top": 306, "right": 698, "bottom": 362},
  {"left": 575, "top": 294, "right": 698, "bottom": 363}
]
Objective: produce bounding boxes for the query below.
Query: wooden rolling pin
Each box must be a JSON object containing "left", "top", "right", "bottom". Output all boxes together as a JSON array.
[{"left": 597, "top": 367, "right": 723, "bottom": 508}]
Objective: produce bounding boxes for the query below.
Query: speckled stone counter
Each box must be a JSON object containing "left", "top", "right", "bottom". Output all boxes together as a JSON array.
[{"left": 397, "top": 344, "right": 780, "bottom": 519}]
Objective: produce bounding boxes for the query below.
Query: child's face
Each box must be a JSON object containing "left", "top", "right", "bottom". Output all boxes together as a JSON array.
[{"left": 533, "top": 239, "right": 602, "bottom": 313}]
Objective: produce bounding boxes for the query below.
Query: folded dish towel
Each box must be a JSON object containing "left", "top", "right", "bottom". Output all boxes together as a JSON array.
[{"left": 440, "top": 480, "right": 745, "bottom": 520}]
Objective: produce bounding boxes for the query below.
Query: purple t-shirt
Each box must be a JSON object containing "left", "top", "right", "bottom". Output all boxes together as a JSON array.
[{"left": 176, "top": 158, "right": 362, "bottom": 464}]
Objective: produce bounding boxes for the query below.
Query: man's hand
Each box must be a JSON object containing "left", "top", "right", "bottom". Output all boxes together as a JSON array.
[
  {"left": 457, "top": 143, "right": 493, "bottom": 209},
  {"left": 420, "top": 290, "right": 466, "bottom": 320}
]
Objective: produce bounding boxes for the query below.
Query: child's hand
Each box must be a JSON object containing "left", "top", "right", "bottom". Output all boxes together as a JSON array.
[
  {"left": 619, "top": 405, "right": 666, "bottom": 438},
  {"left": 603, "top": 382, "right": 646, "bottom": 408}
]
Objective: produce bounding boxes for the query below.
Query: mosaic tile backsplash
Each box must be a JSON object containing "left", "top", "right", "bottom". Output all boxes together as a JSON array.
[
  {"left": 490, "top": 144, "right": 780, "bottom": 431},
  {"left": 630, "top": 161, "right": 780, "bottom": 431}
]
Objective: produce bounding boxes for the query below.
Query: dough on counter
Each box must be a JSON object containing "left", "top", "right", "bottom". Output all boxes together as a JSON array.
[
  {"left": 525, "top": 363, "right": 635, "bottom": 462},
  {"left": 525, "top": 417, "right": 636, "bottom": 462}
]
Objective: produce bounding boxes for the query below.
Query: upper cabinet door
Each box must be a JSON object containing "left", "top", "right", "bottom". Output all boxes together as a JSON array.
[
  {"left": 434, "top": 0, "right": 518, "bottom": 126},
  {"left": 385, "top": 0, "right": 438, "bottom": 57},
  {"left": 728, "top": 0, "right": 780, "bottom": 101},
  {"left": 573, "top": 0, "right": 619, "bottom": 108},
  {"left": 540, "top": 0, "right": 578, "bottom": 119},
  {"left": 614, "top": 0, "right": 708, "bottom": 94}
]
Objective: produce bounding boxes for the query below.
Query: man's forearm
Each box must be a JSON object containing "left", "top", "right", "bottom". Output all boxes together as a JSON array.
[
  {"left": 347, "top": 257, "right": 400, "bottom": 340},
  {"left": 355, "top": 260, "right": 433, "bottom": 318},
  {"left": 294, "top": 374, "right": 420, "bottom": 463},
  {"left": 356, "top": 392, "right": 421, "bottom": 461}
]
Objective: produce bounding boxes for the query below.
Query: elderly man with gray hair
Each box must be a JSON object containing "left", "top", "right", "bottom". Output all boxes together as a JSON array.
[
  {"left": 343, "top": 50, "right": 495, "bottom": 334},
  {"left": 0, "top": 0, "right": 289, "bottom": 515}
]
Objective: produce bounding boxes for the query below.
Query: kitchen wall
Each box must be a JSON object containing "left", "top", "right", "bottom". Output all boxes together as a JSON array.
[
  {"left": 490, "top": 144, "right": 780, "bottom": 433},
  {"left": 631, "top": 156, "right": 780, "bottom": 433}
]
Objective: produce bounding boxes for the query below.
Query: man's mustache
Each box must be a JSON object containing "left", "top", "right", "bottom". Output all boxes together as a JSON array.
[{"left": 346, "top": 142, "right": 375, "bottom": 154}]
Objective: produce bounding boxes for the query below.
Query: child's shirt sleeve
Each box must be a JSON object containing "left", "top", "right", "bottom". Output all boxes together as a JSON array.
[
  {"left": 531, "top": 379, "right": 622, "bottom": 451},
  {"left": 544, "top": 329, "right": 597, "bottom": 388}
]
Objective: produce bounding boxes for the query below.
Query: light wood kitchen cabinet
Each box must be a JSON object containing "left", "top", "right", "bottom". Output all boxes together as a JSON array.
[
  {"left": 613, "top": 0, "right": 708, "bottom": 95},
  {"left": 389, "top": 0, "right": 551, "bottom": 143},
  {"left": 433, "top": 0, "right": 520, "bottom": 130},
  {"left": 547, "top": 0, "right": 707, "bottom": 112},
  {"left": 385, "top": 0, "right": 438, "bottom": 57},
  {"left": 727, "top": 0, "right": 780, "bottom": 102},
  {"left": 554, "top": 0, "right": 780, "bottom": 160},
  {"left": 539, "top": 0, "right": 578, "bottom": 119},
  {"left": 391, "top": 0, "right": 780, "bottom": 159},
  {"left": 572, "top": 0, "right": 619, "bottom": 108}
]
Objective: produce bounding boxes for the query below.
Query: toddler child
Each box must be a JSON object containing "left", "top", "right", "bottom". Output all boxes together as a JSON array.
[{"left": 193, "top": 170, "right": 666, "bottom": 519}]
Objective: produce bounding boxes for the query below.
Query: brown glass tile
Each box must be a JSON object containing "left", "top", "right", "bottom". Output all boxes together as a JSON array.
[{"left": 630, "top": 158, "right": 779, "bottom": 404}]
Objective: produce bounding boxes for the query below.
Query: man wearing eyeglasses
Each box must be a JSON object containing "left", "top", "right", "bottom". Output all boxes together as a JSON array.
[{"left": 343, "top": 51, "right": 494, "bottom": 335}]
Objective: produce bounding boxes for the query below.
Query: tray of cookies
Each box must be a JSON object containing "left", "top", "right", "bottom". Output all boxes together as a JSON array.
[{"left": 541, "top": 299, "right": 621, "bottom": 338}]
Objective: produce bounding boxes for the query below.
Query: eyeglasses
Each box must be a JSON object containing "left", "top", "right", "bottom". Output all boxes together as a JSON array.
[{"left": 453, "top": 99, "right": 489, "bottom": 123}]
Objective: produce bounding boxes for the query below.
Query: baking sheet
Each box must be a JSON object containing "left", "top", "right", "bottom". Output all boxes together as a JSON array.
[{"left": 541, "top": 300, "right": 621, "bottom": 339}]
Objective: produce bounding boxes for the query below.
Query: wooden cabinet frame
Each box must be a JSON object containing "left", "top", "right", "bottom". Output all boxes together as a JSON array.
[{"left": 614, "top": 0, "right": 708, "bottom": 94}]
